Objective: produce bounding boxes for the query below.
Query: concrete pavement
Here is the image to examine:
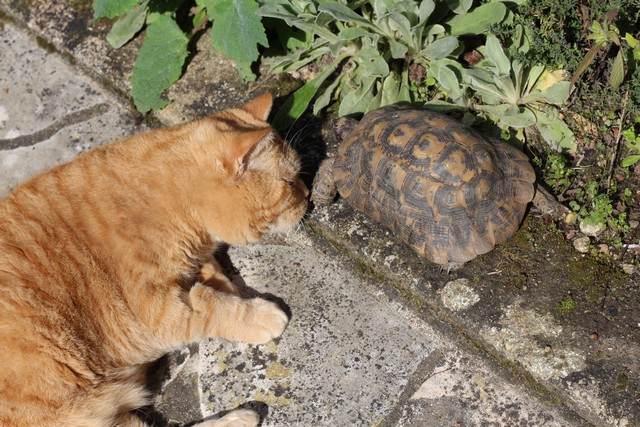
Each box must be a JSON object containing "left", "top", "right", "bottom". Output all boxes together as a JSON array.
[{"left": 1, "top": 3, "right": 638, "bottom": 426}]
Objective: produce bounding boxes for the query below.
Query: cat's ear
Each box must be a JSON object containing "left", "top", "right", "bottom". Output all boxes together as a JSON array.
[
  {"left": 222, "top": 127, "right": 271, "bottom": 177},
  {"left": 240, "top": 93, "right": 273, "bottom": 122}
]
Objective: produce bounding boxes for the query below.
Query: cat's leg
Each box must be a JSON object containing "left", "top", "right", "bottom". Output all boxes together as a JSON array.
[
  {"left": 195, "top": 409, "right": 260, "bottom": 427},
  {"left": 184, "top": 283, "right": 288, "bottom": 345},
  {"left": 115, "top": 412, "right": 147, "bottom": 427},
  {"left": 198, "top": 260, "right": 240, "bottom": 295},
  {"left": 116, "top": 408, "right": 259, "bottom": 427}
]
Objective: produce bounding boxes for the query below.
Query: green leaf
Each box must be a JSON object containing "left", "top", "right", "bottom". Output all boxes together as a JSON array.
[
  {"left": 609, "top": 49, "right": 625, "bottom": 89},
  {"left": 419, "top": 36, "right": 458, "bottom": 60},
  {"left": 626, "top": 32, "right": 639, "bottom": 48},
  {"left": 192, "top": 7, "right": 207, "bottom": 28},
  {"left": 313, "top": 74, "right": 342, "bottom": 115},
  {"left": 448, "top": 2, "right": 507, "bottom": 36},
  {"left": 436, "top": 65, "right": 463, "bottom": 100},
  {"left": 274, "top": 24, "right": 313, "bottom": 51},
  {"left": 524, "top": 63, "right": 546, "bottom": 94},
  {"left": 511, "top": 23, "right": 530, "bottom": 53},
  {"left": 485, "top": 35, "right": 510, "bottom": 76},
  {"left": 521, "top": 81, "right": 571, "bottom": 106},
  {"left": 621, "top": 154, "right": 640, "bottom": 168},
  {"left": 533, "top": 109, "right": 577, "bottom": 152},
  {"left": 493, "top": 75, "right": 518, "bottom": 103},
  {"left": 398, "top": 67, "right": 411, "bottom": 102},
  {"left": 273, "top": 53, "right": 349, "bottom": 129},
  {"left": 130, "top": 15, "right": 188, "bottom": 113},
  {"left": 448, "top": 0, "right": 472, "bottom": 14},
  {"left": 268, "top": 43, "right": 329, "bottom": 73},
  {"left": 423, "top": 99, "right": 466, "bottom": 112},
  {"left": 106, "top": 1, "right": 148, "bottom": 48},
  {"left": 339, "top": 27, "right": 373, "bottom": 40},
  {"left": 588, "top": 21, "right": 606, "bottom": 45},
  {"left": 501, "top": 105, "right": 536, "bottom": 127},
  {"left": 417, "top": 0, "right": 436, "bottom": 24},
  {"left": 148, "top": 0, "right": 182, "bottom": 19},
  {"left": 465, "top": 68, "right": 504, "bottom": 99},
  {"left": 201, "top": 0, "right": 268, "bottom": 82},
  {"left": 475, "top": 104, "right": 535, "bottom": 127},
  {"left": 93, "top": 0, "right": 139, "bottom": 19},
  {"left": 512, "top": 60, "right": 525, "bottom": 96},
  {"left": 356, "top": 46, "right": 390, "bottom": 77},
  {"left": 380, "top": 72, "right": 401, "bottom": 106},
  {"left": 256, "top": 4, "right": 299, "bottom": 24},
  {"left": 570, "top": 44, "right": 601, "bottom": 86},
  {"left": 622, "top": 127, "right": 637, "bottom": 142},
  {"left": 318, "top": 2, "right": 370, "bottom": 26},
  {"left": 338, "top": 78, "right": 377, "bottom": 116},
  {"left": 388, "top": 39, "right": 409, "bottom": 59},
  {"left": 425, "top": 24, "right": 446, "bottom": 38},
  {"left": 387, "top": 12, "right": 413, "bottom": 45}
]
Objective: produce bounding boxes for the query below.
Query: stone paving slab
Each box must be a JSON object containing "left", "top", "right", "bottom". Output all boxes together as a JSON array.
[
  {"left": 156, "top": 243, "right": 583, "bottom": 427},
  {"left": 0, "top": 24, "right": 104, "bottom": 137},
  {"left": 0, "top": 21, "right": 142, "bottom": 194},
  {"left": 309, "top": 201, "right": 639, "bottom": 427}
]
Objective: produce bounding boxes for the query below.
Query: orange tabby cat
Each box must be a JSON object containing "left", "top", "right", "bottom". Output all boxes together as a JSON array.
[{"left": 0, "top": 93, "right": 309, "bottom": 426}]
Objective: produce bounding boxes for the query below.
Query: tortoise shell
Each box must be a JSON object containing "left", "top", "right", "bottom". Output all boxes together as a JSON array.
[{"left": 333, "top": 105, "right": 536, "bottom": 265}]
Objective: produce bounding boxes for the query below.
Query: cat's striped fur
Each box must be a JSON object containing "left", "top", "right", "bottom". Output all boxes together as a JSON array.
[{"left": 0, "top": 93, "right": 308, "bottom": 426}]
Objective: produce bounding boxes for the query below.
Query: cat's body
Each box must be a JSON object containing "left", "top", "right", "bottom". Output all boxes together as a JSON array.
[{"left": 0, "top": 94, "right": 308, "bottom": 426}]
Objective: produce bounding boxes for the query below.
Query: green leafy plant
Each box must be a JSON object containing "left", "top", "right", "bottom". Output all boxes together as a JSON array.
[
  {"left": 93, "top": 0, "right": 267, "bottom": 113},
  {"left": 429, "top": 30, "right": 576, "bottom": 152},
  {"left": 571, "top": 13, "right": 640, "bottom": 89},
  {"left": 543, "top": 153, "right": 574, "bottom": 193},
  {"left": 557, "top": 296, "right": 578, "bottom": 315},
  {"left": 569, "top": 181, "right": 630, "bottom": 237},
  {"left": 569, "top": 182, "right": 610, "bottom": 227},
  {"left": 621, "top": 115, "right": 640, "bottom": 167},
  {"left": 258, "top": 0, "right": 508, "bottom": 127}
]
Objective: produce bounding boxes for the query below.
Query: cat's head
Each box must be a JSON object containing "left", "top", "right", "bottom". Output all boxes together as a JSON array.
[{"left": 193, "top": 93, "right": 309, "bottom": 244}]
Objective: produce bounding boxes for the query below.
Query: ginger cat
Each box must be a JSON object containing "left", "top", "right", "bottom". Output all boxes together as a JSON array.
[{"left": 0, "top": 93, "right": 309, "bottom": 426}]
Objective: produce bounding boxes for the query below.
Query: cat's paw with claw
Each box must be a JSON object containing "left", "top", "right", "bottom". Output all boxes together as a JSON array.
[
  {"left": 244, "top": 298, "right": 289, "bottom": 344},
  {"left": 196, "top": 408, "right": 260, "bottom": 427}
]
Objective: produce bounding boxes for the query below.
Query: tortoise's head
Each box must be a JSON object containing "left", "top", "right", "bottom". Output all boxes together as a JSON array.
[{"left": 331, "top": 116, "right": 360, "bottom": 142}]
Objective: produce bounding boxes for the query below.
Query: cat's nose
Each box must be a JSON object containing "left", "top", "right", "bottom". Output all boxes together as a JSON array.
[{"left": 296, "top": 178, "right": 310, "bottom": 199}]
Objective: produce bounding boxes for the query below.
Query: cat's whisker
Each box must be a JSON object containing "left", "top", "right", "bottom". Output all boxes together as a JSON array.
[
  {"left": 282, "top": 115, "right": 311, "bottom": 141},
  {"left": 285, "top": 123, "right": 321, "bottom": 150}
]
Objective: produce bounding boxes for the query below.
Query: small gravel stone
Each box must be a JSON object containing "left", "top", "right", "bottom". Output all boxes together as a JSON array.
[
  {"left": 573, "top": 236, "right": 590, "bottom": 253},
  {"left": 579, "top": 221, "right": 604, "bottom": 237},
  {"left": 440, "top": 279, "right": 480, "bottom": 312},
  {"left": 564, "top": 212, "right": 578, "bottom": 224},
  {"left": 621, "top": 263, "right": 637, "bottom": 275}
]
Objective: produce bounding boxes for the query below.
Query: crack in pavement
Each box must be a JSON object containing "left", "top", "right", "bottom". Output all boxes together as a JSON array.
[{"left": 0, "top": 102, "right": 111, "bottom": 150}]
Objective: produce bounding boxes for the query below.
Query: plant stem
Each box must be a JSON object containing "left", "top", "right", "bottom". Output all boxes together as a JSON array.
[{"left": 606, "top": 89, "right": 630, "bottom": 190}]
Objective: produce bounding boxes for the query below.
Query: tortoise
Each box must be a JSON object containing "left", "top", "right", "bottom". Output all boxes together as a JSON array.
[{"left": 312, "top": 105, "right": 537, "bottom": 269}]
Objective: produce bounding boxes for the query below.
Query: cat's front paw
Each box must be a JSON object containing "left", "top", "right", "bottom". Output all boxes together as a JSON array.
[
  {"left": 196, "top": 408, "right": 260, "bottom": 427},
  {"left": 244, "top": 298, "right": 289, "bottom": 344}
]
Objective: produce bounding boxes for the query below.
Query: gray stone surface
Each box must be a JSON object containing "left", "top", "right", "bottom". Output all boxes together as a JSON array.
[
  {"left": 0, "top": 21, "right": 142, "bottom": 194},
  {"left": 157, "top": 242, "right": 582, "bottom": 426},
  {"left": 310, "top": 199, "right": 640, "bottom": 427},
  {"left": 199, "top": 244, "right": 436, "bottom": 426}
]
